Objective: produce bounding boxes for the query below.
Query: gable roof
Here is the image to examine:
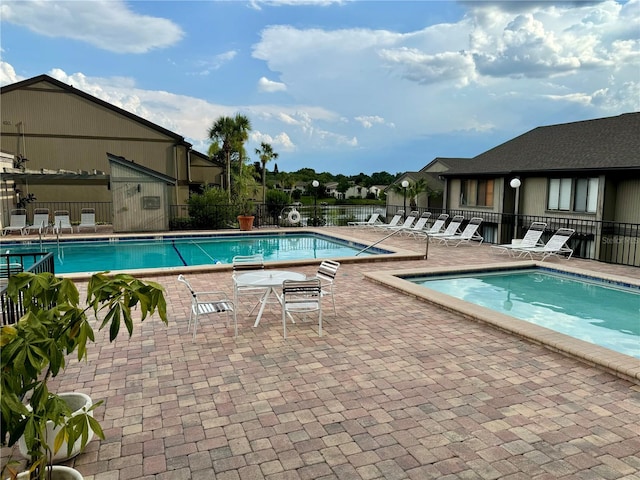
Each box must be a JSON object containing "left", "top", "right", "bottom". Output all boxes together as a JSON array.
[
  {"left": 108, "top": 153, "right": 176, "bottom": 184},
  {"left": 1, "top": 74, "right": 193, "bottom": 149},
  {"left": 441, "top": 112, "right": 640, "bottom": 176}
]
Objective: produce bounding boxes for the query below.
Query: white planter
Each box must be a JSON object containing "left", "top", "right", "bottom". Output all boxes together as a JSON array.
[
  {"left": 13, "top": 466, "right": 84, "bottom": 480},
  {"left": 18, "top": 393, "right": 94, "bottom": 463}
]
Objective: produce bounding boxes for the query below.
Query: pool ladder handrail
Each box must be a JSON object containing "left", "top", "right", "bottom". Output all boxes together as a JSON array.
[{"left": 355, "top": 228, "right": 403, "bottom": 256}]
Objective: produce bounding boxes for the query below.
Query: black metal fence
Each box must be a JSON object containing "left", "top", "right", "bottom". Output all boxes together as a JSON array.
[
  {"left": 8, "top": 202, "right": 638, "bottom": 267},
  {"left": 1, "top": 252, "right": 55, "bottom": 325}
]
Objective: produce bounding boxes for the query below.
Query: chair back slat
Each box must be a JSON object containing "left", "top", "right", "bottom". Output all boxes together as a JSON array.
[
  {"left": 232, "top": 254, "right": 264, "bottom": 272},
  {"left": 317, "top": 260, "right": 340, "bottom": 281}
]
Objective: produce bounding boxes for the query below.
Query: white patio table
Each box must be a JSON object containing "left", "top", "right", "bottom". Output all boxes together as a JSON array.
[{"left": 234, "top": 270, "right": 306, "bottom": 327}]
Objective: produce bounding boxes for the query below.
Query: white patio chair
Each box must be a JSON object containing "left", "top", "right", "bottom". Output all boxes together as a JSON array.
[
  {"left": 311, "top": 259, "right": 340, "bottom": 315},
  {"left": 53, "top": 210, "right": 73, "bottom": 234},
  {"left": 371, "top": 210, "right": 404, "bottom": 230},
  {"left": 232, "top": 254, "right": 267, "bottom": 312},
  {"left": 177, "top": 274, "right": 237, "bottom": 341},
  {"left": 385, "top": 211, "right": 419, "bottom": 232},
  {"left": 77, "top": 208, "right": 97, "bottom": 233},
  {"left": 347, "top": 212, "right": 381, "bottom": 227},
  {"left": 25, "top": 208, "right": 50, "bottom": 235},
  {"left": 491, "top": 222, "right": 547, "bottom": 256},
  {"left": 512, "top": 228, "right": 575, "bottom": 261},
  {"left": 413, "top": 213, "right": 449, "bottom": 239},
  {"left": 2, "top": 209, "right": 27, "bottom": 236},
  {"left": 436, "top": 217, "right": 484, "bottom": 246},
  {"left": 427, "top": 215, "right": 464, "bottom": 239},
  {"left": 398, "top": 212, "right": 431, "bottom": 236},
  {"left": 281, "top": 278, "right": 322, "bottom": 339}
]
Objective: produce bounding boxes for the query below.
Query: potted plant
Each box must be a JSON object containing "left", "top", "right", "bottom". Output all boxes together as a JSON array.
[
  {"left": 1, "top": 271, "right": 168, "bottom": 480},
  {"left": 232, "top": 170, "right": 260, "bottom": 231},
  {"left": 235, "top": 194, "right": 255, "bottom": 231}
]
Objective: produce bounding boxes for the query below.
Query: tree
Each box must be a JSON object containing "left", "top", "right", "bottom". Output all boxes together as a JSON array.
[
  {"left": 255, "top": 142, "right": 279, "bottom": 204},
  {"left": 337, "top": 178, "right": 350, "bottom": 199},
  {"left": 232, "top": 113, "right": 252, "bottom": 178},
  {"left": 208, "top": 114, "right": 252, "bottom": 202}
]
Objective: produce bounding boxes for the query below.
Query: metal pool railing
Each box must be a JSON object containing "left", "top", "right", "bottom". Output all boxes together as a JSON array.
[{"left": 1, "top": 252, "right": 55, "bottom": 325}]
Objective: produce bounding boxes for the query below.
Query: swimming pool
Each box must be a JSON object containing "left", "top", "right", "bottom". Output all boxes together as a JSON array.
[
  {"left": 409, "top": 268, "right": 640, "bottom": 359},
  {"left": 364, "top": 262, "right": 640, "bottom": 382},
  {"left": 3, "top": 232, "right": 391, "bottom": 274}
]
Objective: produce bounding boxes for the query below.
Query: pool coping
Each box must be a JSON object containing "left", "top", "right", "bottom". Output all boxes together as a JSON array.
[
  {"left": 27, "top": 228, "right": 423, "bottom": 280},
  {"left": 363, "top": 260, "right": 640, "bottom": 384}
]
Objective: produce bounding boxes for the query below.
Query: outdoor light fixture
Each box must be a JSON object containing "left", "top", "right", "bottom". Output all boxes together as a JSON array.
[
  {"left": 401, "top": 180, "right": 409, "bottom": 219},
  {"left": 510, "top": 177, "right": 521, "bottom": 237}
]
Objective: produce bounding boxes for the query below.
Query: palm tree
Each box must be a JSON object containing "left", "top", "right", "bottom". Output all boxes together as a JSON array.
[
  {"left": 208, "top": 114, "right": 252, "bottom": 202},
  {"left": 208, "top": 116, "right": 236, "bottom": 202},
  {"left": 255, "top": 142, "right": 279, "bottom": 204},
  {"left": 233, "top": 113, "right": 252, "bottom": 178}
]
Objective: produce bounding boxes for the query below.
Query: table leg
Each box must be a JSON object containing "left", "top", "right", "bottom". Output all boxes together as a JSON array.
[{"left": 253, "top": 288, "right": 272, "bottom": 327}]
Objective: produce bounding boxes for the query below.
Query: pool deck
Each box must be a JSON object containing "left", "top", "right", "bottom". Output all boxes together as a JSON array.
[{"left": 3, "top": 226, "right": 639, "bottom": 479}]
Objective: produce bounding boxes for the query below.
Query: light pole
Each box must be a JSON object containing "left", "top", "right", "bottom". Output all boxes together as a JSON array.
[
  {"left": 312, "top": 180, "right": 319, "bottom": 226},
  {"left": 510, "top": 177, "right": 521, "bottom": 238},
  {"left": 401, "top": 180, "right": 409, "bottom": 219}
]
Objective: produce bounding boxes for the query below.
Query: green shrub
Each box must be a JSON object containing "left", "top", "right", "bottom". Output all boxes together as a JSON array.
[{"left": 187, "top": 187, "right": 234, "bottom": 229}]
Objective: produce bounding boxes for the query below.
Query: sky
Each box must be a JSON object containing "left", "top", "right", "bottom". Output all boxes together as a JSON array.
[{"left": 1, "top": 0, "right": 639, "bottom": 176}]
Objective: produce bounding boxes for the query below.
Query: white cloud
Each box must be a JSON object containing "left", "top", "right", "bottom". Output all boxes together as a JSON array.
[
  {"left": 354, "top": 115, "right": 386, "bottom": 129},
  {"left": 193, "top": 51, "right": 238, "bottom": 76},
  {"left": 0, "top": 62, "right": 22, "bottom": 85},
  {"left": 258, "top": 77, "right": 287, "bottom": 93},
  {"left": 0, "top": 0, "right": 183, "bottom": 53}
]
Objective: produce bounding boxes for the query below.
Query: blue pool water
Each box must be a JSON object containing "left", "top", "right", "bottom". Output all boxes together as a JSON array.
[
  {"left": 409, "top": 268, "right": 640, "bottom": 358},
  {"left": 4, "top": 233, "right": 384, "bottom": 274}
]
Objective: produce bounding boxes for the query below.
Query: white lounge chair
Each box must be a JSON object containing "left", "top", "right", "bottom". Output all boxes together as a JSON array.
[
  {"left": 436, "top": 217, "right": 484, "bottom": 246},
  {"left": 513, "top": 227, "right": 575, "bottom": 260},
  {"left": 178, "top": 274, "right": 237, "bottom": 342},
  {"left": 371, "top": 210, "right": 404, "bottom": 230},
  {"left": 281, "top": 278, "right": 322, "bottom": 339},
  {"left": 427, "top": 215, "right": 464, "bottom": 239},
  {"left": 2, "top": 209, "right": 27, "bottom": 236},
  {"left": 385, "top": 211, "right": 419, "bottom": 232},
  {"left": 414, "top": 213, "right": 449, "bottom": 239},
  {"left": 491, "top": 222, "right": 547, "bottom": 256},
  {"left": 399, "top": 212, "right": 432, "bottom": 237},
  {"left": 77, "top": 208, "right": 97, "bottom": 233},
  {"left": 348, "top": 212, "right": 381, "bottom": 228},
  {"left": 53, "top": 210, "right": 73, "bottom": 234},
  {"left": 25, "top": 208, "right": 50, "bottom": 235}
]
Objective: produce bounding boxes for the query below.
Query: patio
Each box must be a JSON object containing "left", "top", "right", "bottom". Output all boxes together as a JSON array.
[{"left": 3, "top": 227, "right": 639, "bottom": 479}]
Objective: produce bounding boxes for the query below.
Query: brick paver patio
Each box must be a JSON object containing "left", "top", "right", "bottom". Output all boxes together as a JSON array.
[{"left": 3, "top": 227, "right": 639, "bottom": 479}]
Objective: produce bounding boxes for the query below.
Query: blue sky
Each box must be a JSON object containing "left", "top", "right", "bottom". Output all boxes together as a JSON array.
[{"left": 1, "top": 0, "right": 638, "bottom": 176}]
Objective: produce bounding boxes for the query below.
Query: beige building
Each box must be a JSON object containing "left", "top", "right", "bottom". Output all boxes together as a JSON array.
[{"left": 0, "top": 74, "right": 222, "bottom": 230}]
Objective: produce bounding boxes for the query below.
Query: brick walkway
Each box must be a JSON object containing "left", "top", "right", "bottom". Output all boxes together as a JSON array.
[{"left": 3, "top": 227, "right": 639, "bottom": 479}]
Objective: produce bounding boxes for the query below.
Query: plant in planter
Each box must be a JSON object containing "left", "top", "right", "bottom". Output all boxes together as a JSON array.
[
  {"left": 232, "top": 168, "right": 260, "bottom": 231},
  {"left": 235, "top": 195, "right": 255, "bottom": 231},
  {"left": 1, "top": 271, "right": 168, "bottom": 480}
]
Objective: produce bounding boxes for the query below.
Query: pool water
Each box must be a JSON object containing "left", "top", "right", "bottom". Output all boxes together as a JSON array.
[
  {"left": 5, "top": 233, "right": 381, "bottom": 274},
  {"left": 411, "top": 268, "right": 640, "bottom": 358}
]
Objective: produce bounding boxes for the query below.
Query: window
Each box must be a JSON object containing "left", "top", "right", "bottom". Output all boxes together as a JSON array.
[
  {"left": 461, "top": 179, "right": 494, "bottom": 207},
  {"left": 548, "top": 177, "right": 598, "bottom": 213}
]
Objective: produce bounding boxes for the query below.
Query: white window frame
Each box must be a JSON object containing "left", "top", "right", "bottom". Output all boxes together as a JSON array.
[{"left": 548, "top": 177, "right": 598, "bottom": 213}]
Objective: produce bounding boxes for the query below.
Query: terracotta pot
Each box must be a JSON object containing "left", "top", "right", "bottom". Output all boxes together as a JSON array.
[{"left": 237, "top": 215, "right": 255, "bottom": 231}]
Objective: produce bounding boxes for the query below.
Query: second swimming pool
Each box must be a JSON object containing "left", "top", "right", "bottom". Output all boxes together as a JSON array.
[
  {"left": 409, "top": 268, "right": 640, "bottom": 358},
  {"left": 4, "top": 232, "right": 390, "bottom": 274}
]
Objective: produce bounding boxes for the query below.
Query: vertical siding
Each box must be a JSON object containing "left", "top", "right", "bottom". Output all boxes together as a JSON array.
[
  {"left": 111, "top": 163, "right": 169, "bottom": 232},
  {"left": 614, "top": 179, "right": 640, "bottom": 223}
]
